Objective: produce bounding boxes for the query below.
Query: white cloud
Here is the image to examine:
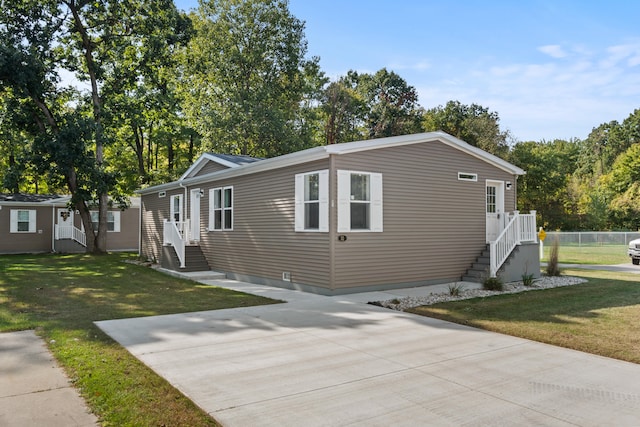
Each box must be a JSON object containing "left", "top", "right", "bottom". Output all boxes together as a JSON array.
[{"left": 538, "top": 45, "right": 567, "bottom": 59}]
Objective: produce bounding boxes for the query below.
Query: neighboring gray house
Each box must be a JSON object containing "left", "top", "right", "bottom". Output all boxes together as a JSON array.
[
  {"left": 137, "top": 131, "right": 539, "bottom": 295},
  {"left": 0, "top": 194, "right": 140, "bottom": 254}
]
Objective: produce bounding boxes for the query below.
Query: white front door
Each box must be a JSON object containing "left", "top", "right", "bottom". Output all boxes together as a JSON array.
[
  {"left": 190, "top": 189, "right": 201, "bottom": 242},
  {"left": 56, "top": 208, "right": 74, "bottom": 239},
  {"left": 486, "top": 180, "right": 505, "bottom": 242}
]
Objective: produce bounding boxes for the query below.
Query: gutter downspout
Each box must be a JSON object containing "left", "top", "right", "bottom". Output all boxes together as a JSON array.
[
  {"left": 138, "top": 198, "right": 142, "bottom": 257},
  {"left": 179, "top": 180, "right": 187, "bottom": 224},
  {"left": 51, "top": 204, "right": 56, "bottom": 253}
]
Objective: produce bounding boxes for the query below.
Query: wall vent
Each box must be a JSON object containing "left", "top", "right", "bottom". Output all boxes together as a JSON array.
[{"left": 282, "top": 272, "right": 291, "bottom": 282}]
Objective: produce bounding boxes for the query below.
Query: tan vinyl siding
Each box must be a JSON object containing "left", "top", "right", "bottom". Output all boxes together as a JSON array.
[
  {"left": 0, "top": 205, "right": 54, "bottom": 253},
  {"left": 106, "top": 207, "right": 139, "bottom": 251},
  {"left": 140, "top": 189, "right": 183, "bottom": 262},
  {"left": 194, "top": 161, "right": 229, "bottom": 176},
  {"left": 196, "top": 159, "right": 331, "bottom": 289},
  {"left": 331, "top": 141, "right": 517, "bottom": 289}
]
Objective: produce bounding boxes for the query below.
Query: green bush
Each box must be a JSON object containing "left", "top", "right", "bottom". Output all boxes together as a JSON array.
[
  {"left": 483, "top": 276, "right": 504, "bottom": 291},
  {"left": 522, "top": 273, "right": 535, "bottom": 286},
  {"left": 448, "top": 282, "right": 465, "bottom": 296}
]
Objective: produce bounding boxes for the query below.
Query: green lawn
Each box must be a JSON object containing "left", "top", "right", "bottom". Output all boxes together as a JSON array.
[
  {"left": 541, "top": 244, "right": 630, "bottom": 264},
  {"left": 409, "top": 269, "right": 640, "bottom": 364},
  {"left": 0, "top": 253, "right": 280, "bottom": 426}
]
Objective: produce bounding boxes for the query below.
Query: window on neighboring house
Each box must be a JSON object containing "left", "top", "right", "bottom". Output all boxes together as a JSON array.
[
  {"left": 90, "top": 211, "right": 121, "bottom": 232},
  {"left": 209, "top": 186, "right": 233, "bottom": 230},
  {"left": 337, "top": 170, "right": 383, "bottom": 232},
  {"left": 10, "top": 209, "right": 36, "bottom": 233},
  {"left": 294, "top": 170, "right": 328, "bottom": 232},
  {"left": 170, "top": 194, "right": 182, "bottom": 222}
]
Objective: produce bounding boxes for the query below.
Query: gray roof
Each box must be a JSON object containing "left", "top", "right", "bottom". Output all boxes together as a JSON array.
[{"left": 0, "top": 193, "right": 64, "bottom": 203}]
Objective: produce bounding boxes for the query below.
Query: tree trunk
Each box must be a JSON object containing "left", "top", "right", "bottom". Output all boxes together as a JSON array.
[{"left": 167, "top": 137, "right": 174, "bottom": 172}]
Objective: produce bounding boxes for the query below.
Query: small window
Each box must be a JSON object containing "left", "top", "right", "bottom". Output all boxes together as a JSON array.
[
  {"left": 209, "top": 186, "right": 233, "bottom": 230},
  {"left": 458, "top": 172, "right": 477, "bottom": 181},
  {"left": 295, "top": 170, "right": 329, "bottom": 232},
  {"left": 170, "top": 194, "right": 182, "bottom": 222},
  {"left": 10, "top": 209, "right": 36, "bottom": 233}
]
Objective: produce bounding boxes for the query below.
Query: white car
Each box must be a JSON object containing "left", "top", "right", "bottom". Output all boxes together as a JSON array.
[{"left": 628, "top": 238, "right": 640, "bottom": 265}]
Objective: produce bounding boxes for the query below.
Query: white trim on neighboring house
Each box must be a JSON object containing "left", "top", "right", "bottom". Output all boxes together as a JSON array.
[
  {"left": 337, "top": 170, "right": 383, "bottom": 233},
  {"left": 294, "top": 170, "right": 329, "bottom": 232},
  {"left": 10, "top": 209, "right": 36, "bottom": 233},
  {"left": 180, "top": 153, "right": 242, "bottom": 179}
]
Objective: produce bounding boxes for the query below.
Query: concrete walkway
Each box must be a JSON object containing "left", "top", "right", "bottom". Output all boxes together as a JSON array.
[
  {"left": 0, "top": 330, "right": 98, "bottom": 426},
  {"left": 96, "top": 273, "right": 640, "bottom": 427}
]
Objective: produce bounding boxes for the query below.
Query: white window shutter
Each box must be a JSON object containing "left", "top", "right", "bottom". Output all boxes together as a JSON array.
[
  {"left": 337, "top": 170, "right": 350, "bottom": 232},
  {"left": 318, "top": 170, "right": 329, "bottom": 232},
  {"left": 294, "top": 173, "right": 304, "bottom": 231},
  {"left": 112, "top": 211, "right": 121, "bottom": 232},
  {"left": 208, "top": 189, "right": 215, "bottom": 230},
  {"left": 370, "top": 173, "right": 383, "bottom": 232},
  {"left": 9, "top": 210, "right": 17, "bottom": 233},
  {"left": 28, "top": 210, "right": 36, "bottom": 232}
]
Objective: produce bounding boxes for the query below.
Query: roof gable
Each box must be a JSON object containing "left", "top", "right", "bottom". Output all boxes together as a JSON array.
[{"left": 180, "top": 153, "right": 263, "bottom": 179}]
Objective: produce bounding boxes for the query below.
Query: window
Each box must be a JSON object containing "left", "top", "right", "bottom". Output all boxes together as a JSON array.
[
  {"left": 337, "top": 170, "right": 383, "bottom": 232},
  {"left": 10, "top": 209, "right": 36, "bottom": 233},
  {"left": 458, "top": 172, "right": 477, "bottom": 181},
  {"left": 90, "top": 211, "right": 121, "bottom": 232},
  {"left": 486, "top": 186, "right": 497, "bottom": 213},
  {"left": 209, "top": 186, "right": 233, "bottom": 230},
  {"left": 294, "top": 170, "right": 328, "bottom": 232},
  {"left": 170, "top": 194, "right": 182, "bottom": 222}
]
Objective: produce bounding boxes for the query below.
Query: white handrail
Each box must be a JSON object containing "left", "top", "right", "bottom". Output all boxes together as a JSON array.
[
  {"left": 163, "top": 219, "right": 186, "bottom": 268},
  {"left": 490, "top": 211, "right": 537, "bottom": 277},
  {"left": 55, "top": 224, "right": 87, "bottom": 247}
]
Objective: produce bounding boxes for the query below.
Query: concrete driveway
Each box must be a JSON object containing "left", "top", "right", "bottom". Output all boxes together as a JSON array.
[{"left": 96, "top": 277, "right": 640, "bottom": 427}]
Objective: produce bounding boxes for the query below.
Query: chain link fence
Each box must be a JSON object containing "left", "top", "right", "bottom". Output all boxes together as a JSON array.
[{"left": 545, "top": 231, "right": 640, "bottom": 246}]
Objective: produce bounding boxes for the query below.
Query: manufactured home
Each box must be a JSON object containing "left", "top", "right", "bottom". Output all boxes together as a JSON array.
[
  {"left": 0, "top": 194, "right": 140, "bottom": 254},
  {"left": 138, "top": 131, "right": 539, "bottom": 294}
]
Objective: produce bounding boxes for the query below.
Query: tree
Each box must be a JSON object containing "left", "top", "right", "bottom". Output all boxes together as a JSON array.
[
  {"left": 350, "top": 69, "right": 423, "bottom": 139},
  {"left": 509, "top": 139, "right": 580, "bottom": 229},
  {"left": 0, "top": 0, "right": 189, "bottom": 253},
  {"left": 600, "top": 143, "right": 640, "bottom": 229},
  {"left": 182, "top": 0, "right": 321, "bottom": 157},
  {"left": 320, "top": 77, "right": 365, "bottom": 145},
  {"left": 423, "top": 100, "right": 511, "bottom": 158}
]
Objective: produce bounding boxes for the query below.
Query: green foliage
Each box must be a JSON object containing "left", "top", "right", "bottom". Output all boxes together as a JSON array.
[
  {"left": 182, "top": 0, "right": 321, "bottom": 157},
  {"left": 423, "top": 100, "right": 511, "bottom": 157},
  {"left": 521, "top": 273, "right": 535, "bottom": 287},
  {"left": 483, "top": 276, "right": 504, "bottom": 291}
]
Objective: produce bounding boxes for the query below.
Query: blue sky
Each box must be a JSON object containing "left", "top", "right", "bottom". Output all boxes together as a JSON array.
[{"left": 175, "top": 1, "right": 640, "bottom": 142}]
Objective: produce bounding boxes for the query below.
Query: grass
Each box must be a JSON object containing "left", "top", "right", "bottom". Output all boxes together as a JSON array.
[
  {"left": 408, "top": 269, "right": 640, "bottom": 364},
  {"left": 541, "top": 244, "right": 630, "bottom": 264},
  {"left": 0, "top": 253, "right": 280, "bottom": 426}
]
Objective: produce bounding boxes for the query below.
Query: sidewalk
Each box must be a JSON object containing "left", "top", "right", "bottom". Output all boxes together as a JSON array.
[{"left": 0, "top": 330, "right": 98, "bottom": 427}]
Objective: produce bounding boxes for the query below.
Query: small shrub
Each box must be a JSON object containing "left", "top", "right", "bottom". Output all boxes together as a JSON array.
[
  {"left": 483, "top": 276, "right": 504, "bottom": 291},
  {"left": 522, "top": 273, "right": 535, "bottom": 286},
  {"left": 546, "top": 238, "right": 561, "bottom": 276},
  {"left": 448, "top": 282, "right": 465, "bottom": 296}
]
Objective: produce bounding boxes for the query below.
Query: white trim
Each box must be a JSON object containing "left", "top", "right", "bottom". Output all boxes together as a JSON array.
[
  {"left": 180, "top": 153, "right": 242, "bottom": 179},
  {"left": 294, "top": 170, "right": 329, "bottom": 232},
  {"left": 458, "top": 172, "right": 478, "bottom": 182},
  {"left": 209, "top": 186, "right": 233, "bottom": 231},
  {"left": 190, "top": 188, "right": 201, "bottom": 241},
  {"left": 170, "top": 194, "right": 183, "bottom": 223},
  {"left": 10, "top": 209, "right": 37, "bottom": 233},
  {"left": 137, "top": 131, "right": 525, "bottom": 196},
  {"left": 337, "top": 170, "right": 383, "bottom": 233}
]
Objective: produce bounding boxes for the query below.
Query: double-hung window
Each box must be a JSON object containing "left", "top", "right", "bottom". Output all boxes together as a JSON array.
[
  {"left": 90, "top": 211, "right": 121, "bottom": 232},
  {"left": 10, "top": 209, "right": 36, "bottom": 233},
  {"left": 337, "top": 170, "right": 383, "bottom": 232},
  {"left": 209, "top": 186, "right": 233, "bottom": 230},
  {"left": 295, "top": 170, "right": 328, "bottom": 232}
]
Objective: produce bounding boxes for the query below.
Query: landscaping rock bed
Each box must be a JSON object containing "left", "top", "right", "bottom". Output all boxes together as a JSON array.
[{"left": 372, "top": 276, "right": 588, "bottom": 311}]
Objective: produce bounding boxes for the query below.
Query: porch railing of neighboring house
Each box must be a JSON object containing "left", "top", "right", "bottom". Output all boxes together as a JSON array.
[
  {"left": 490, "top": 210, "right": 537, "bottom": 277},
  {"left": 163, "top": 219, "right": 190, "bottom": 268},
  {"left": 55, "top": 225, "right": 87, "bottom": 247}
]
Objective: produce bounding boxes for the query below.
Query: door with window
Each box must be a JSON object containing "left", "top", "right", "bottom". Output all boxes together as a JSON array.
[
  {"left": 485, "top": 180, "right": 505, "bottom": 242},
  {"left": 190, "top": 189, "right": 201, "bottom": 242}
]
